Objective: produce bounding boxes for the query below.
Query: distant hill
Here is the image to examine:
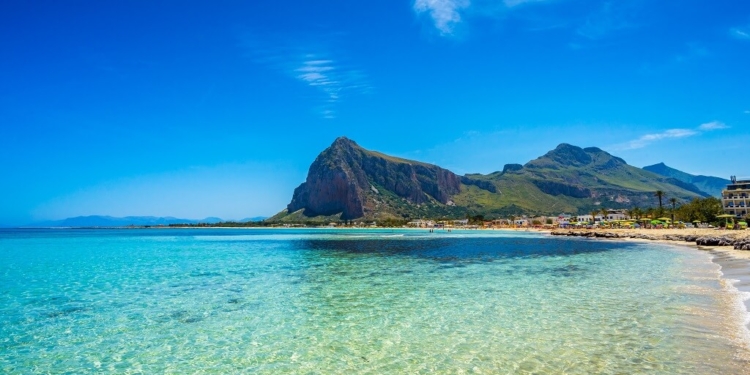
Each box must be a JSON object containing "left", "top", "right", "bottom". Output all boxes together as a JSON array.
[
  {"left": 643, "top": 162, "right": 729, "bottom": 197},
  {"left": 26, "top": 215, "right": 224, "bottom": 228},
  {"left": 271, "top": 137, "right": 707, "bottom": 222},
  {"left": 241, "top": 216, "right": 269, "bottom": 222}
]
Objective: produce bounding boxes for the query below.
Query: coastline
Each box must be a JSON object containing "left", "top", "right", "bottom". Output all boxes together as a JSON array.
[{"left": 547, "top": 227, "right": 750, "bottom": 354}]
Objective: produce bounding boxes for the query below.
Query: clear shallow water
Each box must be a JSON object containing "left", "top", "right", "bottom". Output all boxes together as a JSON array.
[{"left": 1, "top": 228, "right": 749, "bottom": 374}]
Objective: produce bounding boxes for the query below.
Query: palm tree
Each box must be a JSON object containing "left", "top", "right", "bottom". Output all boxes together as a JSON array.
[
  {"left": 654, "top": 190, "right": 664, "bottom": 209},
  {"left": 669, "top": 198, "right": 678, "bottom": 226},
  {"left": 654, "top": 190, "right": 665, "bottom": 218}
]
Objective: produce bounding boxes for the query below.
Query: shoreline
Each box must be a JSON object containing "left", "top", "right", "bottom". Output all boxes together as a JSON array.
[{"left": 548, "top": 228, "right": 750, "bottom": 351}]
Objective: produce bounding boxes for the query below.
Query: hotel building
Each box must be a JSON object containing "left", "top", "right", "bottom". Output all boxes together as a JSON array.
[{"left": 722, "top": 176, "right": 750, "bottom": 218}]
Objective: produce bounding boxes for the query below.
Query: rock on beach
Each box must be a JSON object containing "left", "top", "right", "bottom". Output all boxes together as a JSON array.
[{"left": 550, "top": 228, "right": 750, "bottom": 250}]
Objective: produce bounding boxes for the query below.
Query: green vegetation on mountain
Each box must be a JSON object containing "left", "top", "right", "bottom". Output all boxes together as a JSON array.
[
  {"left": 643, "top": 162, "right": 730, "bottom": 197},
  {"left": 271, "top": 138, "right": 709, "bottom": 222}
]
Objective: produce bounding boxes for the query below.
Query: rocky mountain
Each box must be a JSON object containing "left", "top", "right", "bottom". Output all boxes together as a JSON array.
[
  {"left": 26, "top": 215, "right": 223, "bottom": 227},
  {"left": 281, "top": 137, "right": 463, "bottom": 221},
  {"left": 272, "top": 138, "right": 710, "bottom": 222},
  {"left": 643, "top": 162, "right": 729, "bottom": 197}
]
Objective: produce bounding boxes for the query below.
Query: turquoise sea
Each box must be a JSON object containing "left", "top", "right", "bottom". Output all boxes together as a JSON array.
[{"left": 1, "top": 228, "right": 749, "bottom": 374}]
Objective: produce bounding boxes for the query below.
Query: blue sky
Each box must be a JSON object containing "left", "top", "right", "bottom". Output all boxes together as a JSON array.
[{"left": 1, "top": 0, "right": 749, "bottom": 225}]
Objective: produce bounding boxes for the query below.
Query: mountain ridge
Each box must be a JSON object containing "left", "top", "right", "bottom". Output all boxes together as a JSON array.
[
  {"left": 273, "top": 137, "right": 709, "bottom": 222},
  {"left": 25, "top": 215, "right": 225, "bottom": 228},
  {"left": 643, "top": 162, "right": 729, "bottom": 197}
]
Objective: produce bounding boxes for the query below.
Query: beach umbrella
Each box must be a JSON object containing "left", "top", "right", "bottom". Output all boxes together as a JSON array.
[{"left": 657, "top": 217, "right": 671, "bottom": 221}]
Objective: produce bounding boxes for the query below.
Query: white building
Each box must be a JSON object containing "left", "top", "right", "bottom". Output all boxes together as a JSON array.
[
  {"left": 723, "top": 176, "right": 750, "bottom": 218},
  {"left": 604, "top": 209, "right": 628, "bottom": 221},
  {"left": 576, "top": 214, "right": 602, "bottom": 222},
  {"left": 407, "top": 219, "right": 436, "bottom": 228}
]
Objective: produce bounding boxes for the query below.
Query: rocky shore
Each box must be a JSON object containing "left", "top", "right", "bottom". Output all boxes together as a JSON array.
[{"left": 551, "top": 228, "right": 750, "bottom": 250}]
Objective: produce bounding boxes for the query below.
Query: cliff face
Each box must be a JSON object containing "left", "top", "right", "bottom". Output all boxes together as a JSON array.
[
  {"left": 286, "top": 137, "right": 461, "bottom": 220},
  {"left": 276, "top": 138, "right": 710, "bottom": 222}
]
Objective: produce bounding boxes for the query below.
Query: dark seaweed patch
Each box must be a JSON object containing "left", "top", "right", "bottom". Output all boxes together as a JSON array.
[{"left": 190, "top": 271, "right": 223, "bottom": 277}]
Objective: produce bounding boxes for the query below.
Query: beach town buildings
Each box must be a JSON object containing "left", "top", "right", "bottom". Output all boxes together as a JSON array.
[
  {"left": 407, "top": 219, "right": 436, "bottom": 228},
  {"left": 576, "top": 214, "right": 601, "bottom": 222},
  {"left": 452, "top": 219, "right": 469, "bottom": 226},
  {"left": 722, "top": 176, "right": 750, "bottom": 218},
  {"left": 604, "top": 209, "right": 628, "bottom": 221},
  {"left": 573, "top": 209, "right": 628, "bottom": 223}
]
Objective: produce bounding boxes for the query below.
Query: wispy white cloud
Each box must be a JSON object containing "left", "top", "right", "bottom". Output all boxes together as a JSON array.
[
  {"left": 614, "top": 120, "right": 729, "bottom": 150},
  {"left": 292, "top": 57, "right": 364, "bottom": 118},
  {"left": 413, "top": 0, "right": 470, "bottom": 35},
  {"left": 699, "top": 121, "right": 728, "bottom": 131},
  {"left": 240, "top": 34, "right": 370, "bottom": 119},
  {"left": 413, "top": 0, "right": 557, "bottom": 35},
  {"left": 618, "top": 129, "right": 697, "bottom": 150},
  {"left": 731, "top": 26, "right": 750, "bottom": 40},
  {"left": 414, "top": 0, "right": 642, "bottom": 41}
]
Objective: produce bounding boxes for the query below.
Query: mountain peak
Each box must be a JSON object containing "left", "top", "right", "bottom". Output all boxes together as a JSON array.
[
  {"left": 555, "top": 143, "right": 577, "bottom": 149},
  {"left": 525, "top": 143, "right": 627, "bottom": 170},
  {"left": 528, "top": 143, "right": 591, "bottom": 167},
  {"left": 332, "top": 136, "right": 357, "bottom": 148}
]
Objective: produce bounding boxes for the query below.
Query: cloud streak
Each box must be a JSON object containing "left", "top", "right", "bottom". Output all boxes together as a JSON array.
[
  {"left": 413, "top": 0, "right": 556, "bottom": 35},
  {"left": 413, "top": 0, "right": 470, "bottom": 35},
  {"left": 292, "top": 56, "right": 369, "bottom": 118},
  {"left": 731, "top": 26, "right": 750, "bottom": 40},
  {"left": 698, "top": 121, "right": 728, "bottom": 130},
  {"left": 615, "top": 121, "right": 729, "bottom": 150},
  {"left": 619, "top": 129, "right": 697, "bottom": 150},
  {"left": 241, "top": 34, "right": 370, "bottom": 119},
  {"left": 414, "top": 0, "right": 643, "bottom": 41}
]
